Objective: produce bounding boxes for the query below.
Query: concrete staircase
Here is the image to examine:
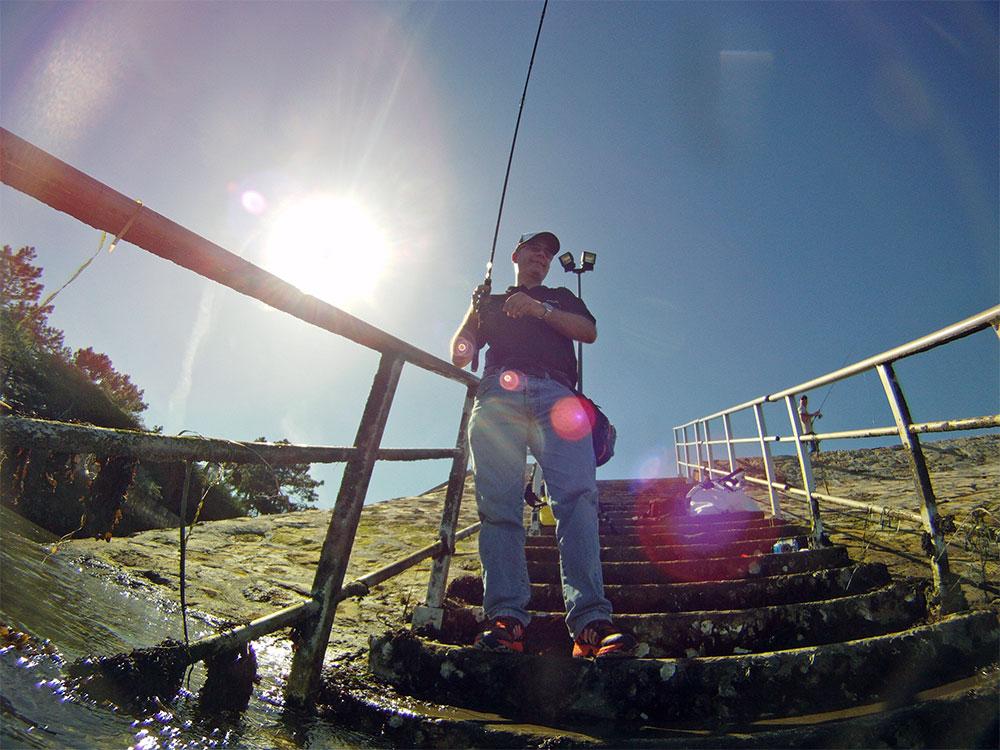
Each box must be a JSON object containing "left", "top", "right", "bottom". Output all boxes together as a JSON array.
[{"left": 362, "top": 478, "right": 999, "bottom": 747}]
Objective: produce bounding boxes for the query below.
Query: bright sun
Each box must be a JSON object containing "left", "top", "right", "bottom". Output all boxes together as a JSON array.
[{"left": 261, "top": 193, "right": 389, "bottom": 307}]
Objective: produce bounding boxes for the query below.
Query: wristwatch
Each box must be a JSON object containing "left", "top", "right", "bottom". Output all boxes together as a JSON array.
[{"left": 540, "top": 302, "right": 555, "bottom": 320}]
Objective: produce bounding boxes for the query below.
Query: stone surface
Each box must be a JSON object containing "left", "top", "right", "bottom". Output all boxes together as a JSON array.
[
  {"left": 370, "top": 611, "right": 999, "bottom": 724},
  {"left": 56, "top": 435, "right": 998, "bottom": 746}
]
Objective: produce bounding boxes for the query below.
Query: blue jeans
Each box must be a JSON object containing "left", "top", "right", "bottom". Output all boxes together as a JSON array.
[{"left": 468, "top": 370, "right": 611, "bottom": 639}]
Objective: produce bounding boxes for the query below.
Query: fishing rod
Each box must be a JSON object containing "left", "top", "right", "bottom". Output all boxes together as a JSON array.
[
  {"left": 479, "top": 0, "right": 549, "bottom": 288},
  {"left": 469, "top": 0, "right": 549, "bottom": 370}
]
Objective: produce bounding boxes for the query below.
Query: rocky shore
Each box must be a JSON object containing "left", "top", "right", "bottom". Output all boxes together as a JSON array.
[
  {"left": 63, "top": 435, "right": 998, "bottom": 674},
  {"left": 65, "top": 474, "right": 484, "bottom": 668}
]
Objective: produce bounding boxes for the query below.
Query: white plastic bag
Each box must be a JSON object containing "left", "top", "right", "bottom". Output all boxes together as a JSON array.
[{"left": 686, "top": 472, "right": 759, "bottom": 515}]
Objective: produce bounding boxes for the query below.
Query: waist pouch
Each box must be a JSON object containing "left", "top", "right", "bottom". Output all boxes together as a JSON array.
[{"left": 575, "top": 391, "right": 617, "bottom": 467}]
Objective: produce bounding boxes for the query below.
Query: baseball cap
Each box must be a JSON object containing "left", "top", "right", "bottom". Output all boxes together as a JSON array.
[{"left": 515, "top": 231, "right": 560, "bottom": 256}]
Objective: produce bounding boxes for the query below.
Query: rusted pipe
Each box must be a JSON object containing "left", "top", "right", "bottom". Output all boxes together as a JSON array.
[
  {"left": 0, "top": 415, "right": 458, "bottom": 464},
  {"left": 0, "top": 128, "right": 478, "bottom": 389}
]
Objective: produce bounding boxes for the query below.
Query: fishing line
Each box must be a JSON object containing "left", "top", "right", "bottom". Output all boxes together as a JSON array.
[{"left": 816, "top": 348, "right": 855, "bottom": 414}]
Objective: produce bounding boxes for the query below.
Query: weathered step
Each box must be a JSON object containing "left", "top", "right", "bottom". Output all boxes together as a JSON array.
[
  {"left": 595, "top": 510, "right": 766, "bottom": 529},
  {"left": 526, "top": 521, "right": 806, "bottom": 550},
  {"left": 596, "top": 477, "right": 691, "bottom": 500},
  {"left": 371, "top": 610, "right": 999, "bottom": 725},
  {"left": 530, "top": 521, "right": 796, "bottom": 549},
  {"left": 526, "top": 533, "right": 809, "bottom": 563},
  {"left": 446, "top": 562, "right": 894, "bottom": 613},
  {"left": 526, "top": 545, "right": 851, "bottom": 584},
  {"left": 508, "top": 582, "right": 927, "bottom": 657},
  {"left": 323, "top": 664, "right": 999, "bottom": 749}
]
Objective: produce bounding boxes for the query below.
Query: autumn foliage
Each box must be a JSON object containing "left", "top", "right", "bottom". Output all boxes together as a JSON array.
[
  {"left": 1, "top": 245, "right": 147, "bottom": 416},
  {"left": 1, "top": 244, "right": 317, "bottom": 534}
]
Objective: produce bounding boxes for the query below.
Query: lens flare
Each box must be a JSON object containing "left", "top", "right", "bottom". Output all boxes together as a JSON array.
[
  {"left": 500, "top": 370, "right": 522, "bottom": 391},
  {"left": 241, "top": 190, "right": 267, "bottom": 215},
  {"left": 638, "top": 456, "right": 663, "bottom": 481},
  {"left": 550, "top": 396, "right": 594, "bottom": 442}
]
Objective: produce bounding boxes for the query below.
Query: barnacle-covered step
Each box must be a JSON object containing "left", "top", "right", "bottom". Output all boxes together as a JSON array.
[
  {"left": 435, "top": 576, "right": 926, "bottom": 657},
  {"left": 527, "top": 545, "right": 852, "bottom": 585},
  {"left": 525, "top": 531, "right": 810, "bottom": 563},
  {"left": 370, "top": 609, "right": 999, "bottom": 725},
  {"left": 323, "top": 669, "right": 999, "bottom": 749},
  {"left": 474, "top": 582, "right": 927, "bottom": 657},
  {"left": 526, "top": 521, "right": 806, "bottom": 550},
  {"left": 594, "top": 477, "right": 691, "bottom": 503},
  {"left": 595, "top": 509, "right": 766, "bottom": 527},
  {"left": 445, "top": 561, "right": 894, "bottom": 613}
]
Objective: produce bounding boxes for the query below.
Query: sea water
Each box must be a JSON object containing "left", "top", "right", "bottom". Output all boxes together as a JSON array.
[{"left": 0, "top": 506, "right": 380, "bottom": 749}]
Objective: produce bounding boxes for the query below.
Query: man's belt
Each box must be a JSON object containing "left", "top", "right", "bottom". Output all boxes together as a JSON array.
[{"left": 484, "top": 364, "right": 575, "bottom": 390}]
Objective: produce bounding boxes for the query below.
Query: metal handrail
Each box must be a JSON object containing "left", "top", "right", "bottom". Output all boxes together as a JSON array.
[
  {"left": 675, "top": 414, "right": 1000, "bottom": 447},
  {"left": 0, "top": 127, "right": 478, "bottom": 389},
  {"left": 677, "top": 305, "right": 1000, "bottom": 427},
  {"left": 0, "top": 127, "right": 479, "bottom": 706},
  {"left": 673, "top": 306, "right": 1000, "bottom": 615}
]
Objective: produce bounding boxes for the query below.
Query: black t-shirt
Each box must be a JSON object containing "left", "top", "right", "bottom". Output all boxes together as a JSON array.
[{"left": 466, "top": 285, "right": 595, "bottom": 387}]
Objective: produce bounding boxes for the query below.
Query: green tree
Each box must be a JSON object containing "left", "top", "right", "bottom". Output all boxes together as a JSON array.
[
  {"left": 0, "top": 245, "right": 68, "bottom": 356},
  {"left": 72, "top": 346, "right": 147, "bottom": 415},
  {"left": 1, "top": 245, "right": 146, "bottom": 417},
  {"left": 221, "top": 438, "right": 323, "bottom": 515}
]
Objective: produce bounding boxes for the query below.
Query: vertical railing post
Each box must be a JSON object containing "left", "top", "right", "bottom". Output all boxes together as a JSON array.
[
  {"left": 784, "top": 395, "right": 824, "bottom": 547},
  {"left": 752, "top": 403, "right": 781, "bottom": 516},
  {"left": 682, "top": 425, "right": 693, "bottom": 480},
  {"left": 722, "top": 413, "right": 737, "bottom": 473},
  {"left": 684, "top": 425, "right": 694, "bottom": 480},
  {"left": 285, "top": 352, "right": 404, "bottom": 708},
  {"left": 693, "top": 421, "right": 705, "bottom": 480},
  {"left": 673, "top": 427, "right": 683, "bottom": 478},
  {"left": 412, "top": 383, "right": 477, "bottom": 631},
  {"left": 703, "top": 419, "right": 716, "bottom": 478},
  {"left": 877, "top": 363, "right": 966, "bottom": 614}
]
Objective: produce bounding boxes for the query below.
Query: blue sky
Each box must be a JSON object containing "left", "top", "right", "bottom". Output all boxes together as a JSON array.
[{"left": 2, "top": 1, "right": 997, "bottom": 508}]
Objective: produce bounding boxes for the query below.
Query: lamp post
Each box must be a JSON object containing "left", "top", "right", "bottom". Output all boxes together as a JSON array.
[{"left": 557, "top": 250, "right": 597, "bottom": 391}]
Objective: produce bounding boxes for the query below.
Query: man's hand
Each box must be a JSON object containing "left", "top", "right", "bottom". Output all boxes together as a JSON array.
[{"left": 503, "top": 291, "right": 545, "bottom": 319}]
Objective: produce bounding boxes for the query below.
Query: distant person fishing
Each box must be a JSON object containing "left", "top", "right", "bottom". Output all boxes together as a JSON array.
[{"left": 798, "top": 395, "right": 823, "bottom": 454}]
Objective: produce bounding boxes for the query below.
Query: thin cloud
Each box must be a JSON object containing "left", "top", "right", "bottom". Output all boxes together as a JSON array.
[
  {"left": 720, "top": 50, "right": 775, "bottom": 66},
  {"left": 167, "top": 285, "right": 216, "bottom": 431},
  {"left": 920, "top": 15, "right": 966, "bottom": 56}
]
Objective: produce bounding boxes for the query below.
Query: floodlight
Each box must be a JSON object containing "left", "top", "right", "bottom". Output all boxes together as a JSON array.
[
  {"left": 558, "top": 252, "right": 576, "bottom": 272},
  {"left": 581, "top": 251, "right": 597, "bottom": 272}
]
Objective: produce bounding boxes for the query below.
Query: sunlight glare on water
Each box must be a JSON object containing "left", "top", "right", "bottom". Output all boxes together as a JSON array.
[{"left": 0, "top": 506, "right": 381, "bottom": 749}]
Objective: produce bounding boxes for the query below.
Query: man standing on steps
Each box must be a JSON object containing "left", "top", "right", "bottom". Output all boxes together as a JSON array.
[
  {"left": 798, "top": 395, "right": 823, "bottom": 454},
  {"left": 450, "top": 231, "right": 637, "bottom": 658}
]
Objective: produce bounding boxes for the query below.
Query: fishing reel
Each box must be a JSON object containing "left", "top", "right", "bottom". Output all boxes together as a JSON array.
[{"left": 472, "top": 277, "right": 492, "bottom": 314}]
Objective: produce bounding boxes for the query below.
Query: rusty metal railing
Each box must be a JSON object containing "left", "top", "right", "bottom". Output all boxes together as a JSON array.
[
  {"left": 0, "top": 128, "right": 479, "bottom": 707},
  {"left": 673, "top": 305, "right": 1000, "bottom": 615}
]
